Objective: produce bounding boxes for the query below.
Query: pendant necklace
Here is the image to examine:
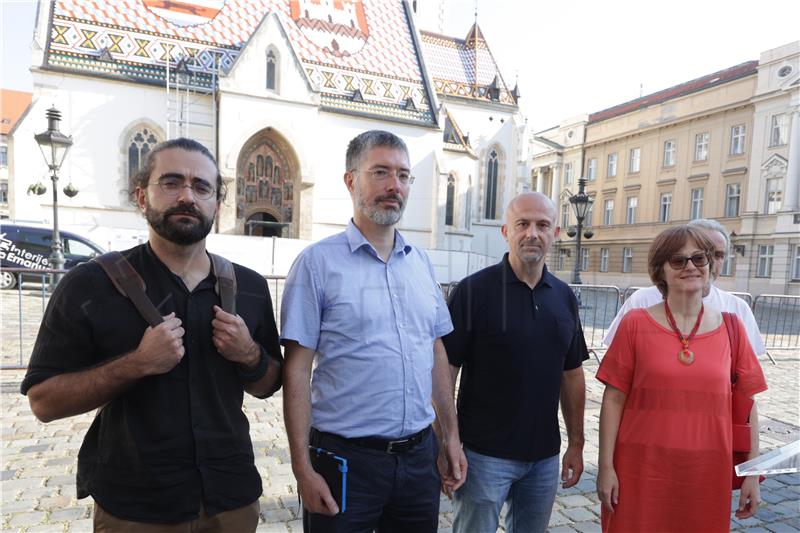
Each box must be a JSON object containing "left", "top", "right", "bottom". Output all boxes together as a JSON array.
[{"left": 663, "top": 299, "right": 704, "bottom": 365}]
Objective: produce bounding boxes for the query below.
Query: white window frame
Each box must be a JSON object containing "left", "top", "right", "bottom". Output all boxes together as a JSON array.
[
  {"left": 558, "top": 248, "right": 568, "bottom": 270},
  {"left": 721, "top": 252, "right": 734, "bottom": 277},
  {"left": 607, "top": 153, "right": 617, "bottom": 177},
  {"left": 629, "top": 147, "right": 641, "bottom": 173},
  {"left": 663, "top": 140, "right": 676, "bottom": 167},
  {"left": 694, "top": 132, "right": 709, "bottom": 161},
  {"left": 770, "top": 114, "right": 788, "bottom": 147},
  {"left": 690, "top": 188, "right": 704, "bottom": 220},
  {"left": 564, "top": 162, "right": 573, "bottom": 185},
  {"left": 730, "top": 124, "right": 746, "bottom": 155},
  {"left": 626, "top": 196, "right": 637, "bottom": 225},
  {"left": 587, "top": 158, "right": 597, "bottom": 181},
  {"left": 622, "top": 247, "right": 633, "bottom": 273},
  {"left": 604, "top": 199, "right": 614, "bottom": 225},
  {"left": 581, "top": 248, "right": 589, "bottom": 272},
  {"left": 561, "top": 203, "right": 570, "bottom": 229},
  {"left": 793, "top": 245, "right": 800, "bottom": 281},
  {"left": 765, "top": 178, "right": 782, "bottom": 214},
  {"left": 659, "top": 192, "right": 672, "bottom": 223},
  {"left": 600, "top": 248, "right": 609, "bottom": 272},
  {"left": 757, "top": 245, "right": 774, "bottom": 277},
  {"left": 725, "top": 183, "right": 741, "bottom": 218}
]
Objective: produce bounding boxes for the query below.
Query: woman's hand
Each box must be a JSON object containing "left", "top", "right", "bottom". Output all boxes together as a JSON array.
[
  {"left": 597, "top": 465, "right": 619, "bottom": 514},
  {"left": 736, "top": 476, "right": 761, "bottom": 519}
]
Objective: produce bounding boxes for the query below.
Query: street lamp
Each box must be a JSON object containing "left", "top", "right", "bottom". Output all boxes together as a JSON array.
[
  {"left": 34, "top": 107, "right": 73, "bottom": 282},
  {"left": 568, "top": 177, "right": 593, "bottom": 285}
]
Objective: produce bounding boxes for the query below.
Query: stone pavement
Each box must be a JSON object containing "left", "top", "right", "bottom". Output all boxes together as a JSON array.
[{"left": 2, "top": 348, "right": 798, "bottom": 533}]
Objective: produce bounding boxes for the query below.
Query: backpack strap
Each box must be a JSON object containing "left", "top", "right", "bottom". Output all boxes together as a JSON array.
[
  {"left": 93, "top": 251, "right": 164, "bottom": 326},
  {"left": 209, "top": 253, "right": 237, "bottom": 315}
]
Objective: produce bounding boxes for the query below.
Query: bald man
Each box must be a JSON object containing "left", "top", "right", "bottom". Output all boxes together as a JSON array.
[{"left": 443, "top": 192, "right": 589, "bottom": 533}]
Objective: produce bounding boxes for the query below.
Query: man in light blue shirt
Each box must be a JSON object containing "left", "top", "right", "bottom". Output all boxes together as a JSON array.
[{"left": 282, "top": 130, "right": 466, "bottom": 533}]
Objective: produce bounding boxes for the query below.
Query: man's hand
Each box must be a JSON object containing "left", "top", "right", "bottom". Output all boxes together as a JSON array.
[
  {"left": 561, "top": 442, "right": 584, "bottom": 488},
  {"left": 437, "top": 435, "right": 467, "bottom": 498},
  {"left": 297, "top": 469, "right": 339, "bottom": 516},
  {"left": 132, "top": 312, "right": 185, "bottom": 376},
  {"left": 736, "top": 476, "right": 761, "bottom": 519},
  {"left": 212, "top": 306, "right": 259, "bottom": 368}
]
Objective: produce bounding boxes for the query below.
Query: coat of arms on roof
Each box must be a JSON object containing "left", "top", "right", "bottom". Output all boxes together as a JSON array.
[
  {"left": 290, "top": 0, "right": 369, "bottom": 57},
  {"left": 143, "top": 0, "right": 225, "bottom": 27}
]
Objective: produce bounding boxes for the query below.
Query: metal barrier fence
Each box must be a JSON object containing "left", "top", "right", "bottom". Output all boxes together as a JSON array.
[
  {"left": 753, "top": 294, "right": 800, "bottom": 355},
  {"left": 1, "top": 267, "right": 796, "bottom": 369},
  {"left": 569, "top": 285, "right": 621, "bottom": 361}
]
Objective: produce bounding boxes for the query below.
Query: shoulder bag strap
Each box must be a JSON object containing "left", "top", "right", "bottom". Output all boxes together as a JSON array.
[
  {"left": 722, "top": 312, "right": 740, "bottom": 385},
  {"left": 209, "top": 253, "right": 237, "bottom": 316},
  {"left": 93, "top": 251, "right": 164, "bottom": 327}
]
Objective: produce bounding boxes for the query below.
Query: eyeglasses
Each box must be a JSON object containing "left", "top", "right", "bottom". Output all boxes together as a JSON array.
[
  {"left": 150, "top": 176, "right": 216, "bottom": 200},
  {"left": 667, "top": 252, "right": 710, "bottom": 270},
  {"left": 354, "top": 168, "right": 415, "bottom": 185}
]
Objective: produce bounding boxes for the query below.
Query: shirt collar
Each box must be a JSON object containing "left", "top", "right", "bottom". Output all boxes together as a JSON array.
[
  {"left": 501, "top": 252, "right": 553, "bottom": 289},
  {"left": 345, "top": 219, "right": 412, "bottom": 257}
]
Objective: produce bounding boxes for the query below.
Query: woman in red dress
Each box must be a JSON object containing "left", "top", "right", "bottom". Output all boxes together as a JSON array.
[{"left": 596, "top": 225, "right": 767, "bottom": 532}]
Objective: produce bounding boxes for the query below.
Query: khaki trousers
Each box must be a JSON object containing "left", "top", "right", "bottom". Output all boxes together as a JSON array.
[{"left": 93, "top": 500, "right": 260, "bottom": 533}]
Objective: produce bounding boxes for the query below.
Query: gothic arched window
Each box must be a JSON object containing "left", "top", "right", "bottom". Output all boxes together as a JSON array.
[
  {"left": 266, "top": 49, "right": 277, "bottom": 91},
  {"left": 445, "top": 174, "right": 456, "bottom": 226},
  {"left": 484, "top": 150, "right": 499, "bottom": 219},
  {"left": 128, "top": 127, "right": 159, "bottom": 181}
]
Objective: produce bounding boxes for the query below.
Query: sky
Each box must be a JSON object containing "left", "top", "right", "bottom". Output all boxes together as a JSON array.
[{"left": 2, "top": 0, "right": 799, "bottom": 131}]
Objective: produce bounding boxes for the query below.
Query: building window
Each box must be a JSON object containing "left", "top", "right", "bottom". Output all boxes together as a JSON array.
[
  {"left": 757, "top": 245, "right": 774, "bottom": 277},
  {"left": 690, "top": 188, "right": 704, "bottom": 220},
  {"left": 765, "top": 178, "right": 782, "bottom": 214},
  {"left": 558, "top": 248, "right": 568, "bottom": 270},
  {"left": 793, "top": 245, "right": 800, "bottom": 280},
  {"left": 622, "top": 247, "right": 633, "bottom": 273},
  {"left": 600, "top": 248, "right": 609, "bottom": 272},
  {"left": 587, "top": 158, "right": 597, "bottom": 181},
  {"left": 127, "top": 127, "right": 160, "bottom": 181},
  {"left": 694, "top": 132, "right": 709, "bottom": 161},
  {"left": 585, "top": 199, "right": 594, "bottom": 227},
  {"left": 564, "top": 162, "right": 573, "bottom": 185},
  {"left": 0, "top": 145, "right": 7, "bottom": 168},
  {"left": 561, "top": 202, "right": 570, "bottom": 229},
  {"left": 770, "top": 114, "right": 788, "bottom": 147},
  {"left": 604, "top": 199, "right": 614, "bottom": 225},
  {"left": 626, "top": 196, "right": 637, "bottom": 225},
  {"left": 484, "top": 150, "right": 499, "bottom": 219},
  {"left": 730, "top": 124, "right": 746, "bottom": 155},
  {"left": 663, "top": 140, "right": 676, "bottom": 167},
  {"left": 445, "top": 174, "right": 455, "bottom": 226},
  {"left": 266, "top": 49, "right": 277, "bottom": 90},
  {"left": 721, "top": 252, "right": 734, "bottom": 277},
  {"left": 607, "top": 153, "right": 617, "bottom": 177},
  {"left": 629, "top": 147, "right": 641, "bottom": 173},
  {"left": 659, "top": 192, "right": 672, "bottom": 223},
  {"left": 581, "top": 248, "right": 589, "bottom": 272},
  {"left": 725, "top": 183, "right": 741, "bottom": 218},
  {"left": 0, "top": 181, "right": 7, "bottom": 204}
]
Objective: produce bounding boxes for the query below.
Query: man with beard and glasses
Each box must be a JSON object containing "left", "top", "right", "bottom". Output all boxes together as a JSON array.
[
  {"left": 21, "top": 138, "right": 283, "bottom": 532},
  {"left": 443, "top": 192, "right": 589, "bottom": 533},
  {"left": 281, "top": 130, "right": 466, "bottom": 533}
]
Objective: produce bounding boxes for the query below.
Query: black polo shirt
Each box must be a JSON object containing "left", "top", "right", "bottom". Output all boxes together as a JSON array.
[
  {"left": 21, "top": 244, "right": 282, "bottom": 523},
  {"left": 443, "top": 254, "right": 588, "bottom": 462}
]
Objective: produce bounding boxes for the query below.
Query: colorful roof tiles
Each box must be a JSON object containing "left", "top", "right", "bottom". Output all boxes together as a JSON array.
[
  {"left": 420, "top": 24, "right": 517, "bottom": 107},
  {"left": 47, "top": 0, "right": 435, "bottom": 125}
]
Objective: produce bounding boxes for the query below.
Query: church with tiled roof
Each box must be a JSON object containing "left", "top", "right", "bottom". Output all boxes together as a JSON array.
[{"left": 10, "top": 0, "right": 526, "bottom": 266}]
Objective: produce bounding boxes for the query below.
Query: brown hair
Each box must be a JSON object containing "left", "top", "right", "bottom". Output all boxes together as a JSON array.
[{"left": 648, "top": 225, "right": 716, "bottom": 297}]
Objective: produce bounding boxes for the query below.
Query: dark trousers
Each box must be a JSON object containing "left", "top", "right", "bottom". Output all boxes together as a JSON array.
[{"left": 303, "top": 428, "right": 441, "bottom": 533}]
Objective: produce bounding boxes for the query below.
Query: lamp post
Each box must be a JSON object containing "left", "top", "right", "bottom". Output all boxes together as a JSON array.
[
  {"left": 34, "top": 107, "right": 73, "bottom": 283},
  {"left": 568, "top": 177, "right": 593, "bottom": 285}
]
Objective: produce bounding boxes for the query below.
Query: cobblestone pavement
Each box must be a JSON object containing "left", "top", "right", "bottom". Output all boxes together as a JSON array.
[{"left": 1, "top": 288, "right": 799, "bottom": 532}]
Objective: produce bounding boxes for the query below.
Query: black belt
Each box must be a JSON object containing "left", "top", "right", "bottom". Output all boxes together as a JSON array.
[{"left": 311, "top": 426, "right": 430, "bottom": 454}]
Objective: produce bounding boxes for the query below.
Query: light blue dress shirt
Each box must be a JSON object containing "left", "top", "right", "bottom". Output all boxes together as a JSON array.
[{"left": 281, "top": 220, "right": 453, "bottom": 439}]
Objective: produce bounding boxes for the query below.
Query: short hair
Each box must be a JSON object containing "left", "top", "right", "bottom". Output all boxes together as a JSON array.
[
  {"left": 130, "top": 137, "right": 226, "bottom": 201},
  {"left": 687, "top": 218, "right": 730, "bottom": 249},
  {"left": 345, "top": 130, "right": 409, "bottom": 172},
  {"left": 648, "top": 225, "right": 716, "bottom": 297}
]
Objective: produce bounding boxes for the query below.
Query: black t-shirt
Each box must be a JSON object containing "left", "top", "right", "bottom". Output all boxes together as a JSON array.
[
  {"left": 21, "top": 244, "right": 282, "bottom": 523},
  {"left": 443, "top": 254, "right": 589, "bottom": 461}
]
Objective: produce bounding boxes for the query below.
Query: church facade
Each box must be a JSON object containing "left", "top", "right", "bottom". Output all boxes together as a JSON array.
[{"left": 9, "top": 0, "right": 524, "bottom": 263}]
